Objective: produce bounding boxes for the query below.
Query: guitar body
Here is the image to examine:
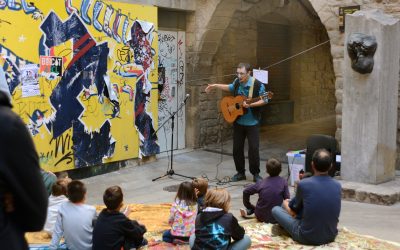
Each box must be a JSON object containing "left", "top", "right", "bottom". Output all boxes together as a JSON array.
[
  {"left": 219, "top": 91, "right": 273, "bottom": 123},
  {"left": 220, "top": 95, "right": 247, "bottom": 123}
]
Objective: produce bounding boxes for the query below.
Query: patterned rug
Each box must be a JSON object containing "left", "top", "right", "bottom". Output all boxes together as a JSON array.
[
  {"left": 28, "top": 204, "right": 400, "bottom": 250},
  {"left": 241, "top": 219, "right": 400, "bottom": 250}
]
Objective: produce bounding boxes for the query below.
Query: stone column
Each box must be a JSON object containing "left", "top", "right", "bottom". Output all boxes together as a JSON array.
[{"left": 342, "top": 10, "right": 400, "bottom": 184}]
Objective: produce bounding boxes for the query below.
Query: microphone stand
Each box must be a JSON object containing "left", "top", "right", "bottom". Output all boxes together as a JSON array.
[{"left": 152, "top": 95, "right": 194, "bottom": 181}]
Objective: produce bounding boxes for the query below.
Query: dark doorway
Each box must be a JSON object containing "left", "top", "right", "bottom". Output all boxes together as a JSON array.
[{"left": 257, "top": 22, "right": 293, "bottom": 125}]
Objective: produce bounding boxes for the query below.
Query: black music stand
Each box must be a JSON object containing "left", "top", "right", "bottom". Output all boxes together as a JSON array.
[{"left": 152, "top": 95, "right": 193, "bottom": 181}]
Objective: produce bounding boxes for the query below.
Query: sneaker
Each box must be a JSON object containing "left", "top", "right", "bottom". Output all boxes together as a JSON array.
[
  {"left": 253, "top": 174, "right": 263, "bottom": 183},
  {"left": 231, "top": 173, "right": 246, "bottom": 182}
]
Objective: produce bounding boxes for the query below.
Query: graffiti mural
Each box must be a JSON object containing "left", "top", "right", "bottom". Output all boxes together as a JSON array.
[
  {"left": 0, "top": 1, "right": 159, "bottom": 172},
  {"left": 157, "top": 30, "right": 185, "bottom": 153}
]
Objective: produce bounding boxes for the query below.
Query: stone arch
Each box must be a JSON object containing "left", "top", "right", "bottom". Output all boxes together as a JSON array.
[
  {"left": 188, "top": 0, "right": 400, "bottom": 151},
  {"left": 187, "top": 0, "right": 340, "bottom": 147}
]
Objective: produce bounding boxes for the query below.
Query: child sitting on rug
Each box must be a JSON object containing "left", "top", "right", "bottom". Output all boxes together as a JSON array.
[
  {"left": 93, "top": 186, "right": 147, "bottom": 250},
  {"left": 49, "top": 180, "right": 97, "bottom": 250},
  {"left": 192, "top": 177, "right": 208, "bottom": 212},
  {"left": 240, "top": 158, "right": 290, "bottom": 223},
  {"left": 190, "top": 188, "right": 251, "bottom": 250},
  {"left": 43, "top": 179, "right": 69, "bottom": 235},
  {"left": 162, "top": 181, "right": 197, "bottom": 244}
]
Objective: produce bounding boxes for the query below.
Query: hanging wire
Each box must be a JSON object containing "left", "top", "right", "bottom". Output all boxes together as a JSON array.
[{"left": 186, "top": 39, "right": 330, "bottom": 84}]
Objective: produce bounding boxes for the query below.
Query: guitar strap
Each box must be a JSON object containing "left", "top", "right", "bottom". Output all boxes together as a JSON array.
[{"left": 248, "top": 77, "right": 255, "bottom": 99}]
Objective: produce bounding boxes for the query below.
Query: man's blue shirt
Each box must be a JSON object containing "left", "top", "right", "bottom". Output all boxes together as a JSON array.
[{"left": 228, "top": 77, "right": 268, "bottom": 126}]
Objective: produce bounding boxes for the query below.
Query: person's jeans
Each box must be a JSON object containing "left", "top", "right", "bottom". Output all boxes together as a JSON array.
[
  {"left": 271, "top": 206, "right": 306, "bottom": 244},
  {"left": 162, "top": 229, "right": 189, "bottom": 243},
  {"left": 189, "top": 234, "right": 251, "bottom": 250},
  {"left": 233, "top": 123, "right": 260, "bottom": 175}
]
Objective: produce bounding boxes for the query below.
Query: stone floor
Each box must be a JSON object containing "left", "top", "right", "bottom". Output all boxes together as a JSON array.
[
  {"left": 204, "top": 115, "right": 337, "bottom": 162},
  {"left": 83, "top": 116, "right": 400, "bottom": 243}
]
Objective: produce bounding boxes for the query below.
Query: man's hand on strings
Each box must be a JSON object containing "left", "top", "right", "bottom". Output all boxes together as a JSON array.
[{"left": 242, "top": 100, "right": 250, "bottom": 108}]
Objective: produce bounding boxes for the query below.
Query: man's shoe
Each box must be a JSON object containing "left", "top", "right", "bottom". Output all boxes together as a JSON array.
[
  {"left": 253, "top": 174, "right": 263, "bottom": 183},
  {"left": 231, "top": 173, "right": 246, "bottom": 182}
]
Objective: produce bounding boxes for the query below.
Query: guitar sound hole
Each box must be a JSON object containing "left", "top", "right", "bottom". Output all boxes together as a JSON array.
[{"left": 235, "top": 103, "right": 240, "bottom": 109}]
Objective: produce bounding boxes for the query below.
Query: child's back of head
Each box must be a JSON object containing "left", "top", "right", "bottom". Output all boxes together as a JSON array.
[
  {"left": 52, "top": 180, "right": 68, "bottom": 197},
  {"left": 266, "top": 158, "right": 282, "bottom": 177},
  {"left": 67, "top": 180, "right": 86, "bottom": 204},
  {"left": 103, "top": 186, "right": 123, "bottom": 211},
  {"left": 204, "top": 189, "right": 231, "bottom": 213},
  {"left": 175, "top": 181, "right": 197, "bottom": 206},
  {"left": 192, "top": 178, "right": 208, "bottom": 198}
]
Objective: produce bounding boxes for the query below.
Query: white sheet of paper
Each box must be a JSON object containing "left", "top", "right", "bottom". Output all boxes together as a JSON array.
[
  {"left": 253, "top": 69, "right": 268, "bottom": 84},
  {"left": 22, "top": 84, "right": 40, "bottom": 97},
  {"left": 290, "top": 164, "right": 304, "bottom": 186}
]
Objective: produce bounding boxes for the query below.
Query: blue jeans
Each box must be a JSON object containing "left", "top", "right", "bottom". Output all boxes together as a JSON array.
[
  {"left": 271, "top": 206, "right": 307, "bottom": 244},
  {"left": 189, "top": 234, "right": 251, "bottom": 250}
]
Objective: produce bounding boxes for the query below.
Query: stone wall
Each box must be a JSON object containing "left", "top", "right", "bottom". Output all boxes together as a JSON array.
[
  {"left": 289, "top": 23, "right": 335, "bottom": 123},
  {"left": 307, "top": 0, "right": 400, "bottom": 163},
  {"left": 189, "top": 0, "right": 336, "bottom": 146},
  {"left": 147, "top": 0, "right": 400, "bottom": 170}
]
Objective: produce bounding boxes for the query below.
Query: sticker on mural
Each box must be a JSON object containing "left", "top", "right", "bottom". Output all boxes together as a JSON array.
[{"left": 40, "top": 56, "right": 63, "bottom": 80}]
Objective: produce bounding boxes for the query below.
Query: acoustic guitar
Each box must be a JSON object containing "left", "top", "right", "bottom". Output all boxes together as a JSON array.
[{"left": 220, "top": 92, "right": 273, "bottom": 123}]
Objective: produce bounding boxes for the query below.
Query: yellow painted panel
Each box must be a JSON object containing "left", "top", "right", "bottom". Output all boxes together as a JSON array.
[{"left": 0, "top": 0, "right": 159, "bottom": 172}]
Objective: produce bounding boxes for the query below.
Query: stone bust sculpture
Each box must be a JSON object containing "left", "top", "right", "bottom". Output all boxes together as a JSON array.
[{"left": 347, "top": 33, "right": 377, "bottom": 74}]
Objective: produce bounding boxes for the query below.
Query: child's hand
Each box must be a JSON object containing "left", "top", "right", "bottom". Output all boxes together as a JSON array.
[
  {"left": 194, "top": 188, "right": 200, "bottom": 198},
  {"left": 122, "top": 205, "right": 131, "bottom": 217}
]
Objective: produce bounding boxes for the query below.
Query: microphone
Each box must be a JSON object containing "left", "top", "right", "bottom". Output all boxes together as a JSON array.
[{"left": 183, "top": 94, "right": 190, "bottom": 104}]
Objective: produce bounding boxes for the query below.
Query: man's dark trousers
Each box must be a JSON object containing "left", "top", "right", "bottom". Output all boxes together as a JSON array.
[{"left": 233, "top": 123, "right": 260, "bottom": 175}]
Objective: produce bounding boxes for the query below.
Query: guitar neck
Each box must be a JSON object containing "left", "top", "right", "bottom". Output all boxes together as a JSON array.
[{"left": 245, "top": 92, "right": 272, "bottom": 104}]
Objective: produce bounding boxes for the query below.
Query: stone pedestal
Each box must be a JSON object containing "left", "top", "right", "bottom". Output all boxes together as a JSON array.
[{"left": 342, "top": 10, "right": 400, "bottom": 184}]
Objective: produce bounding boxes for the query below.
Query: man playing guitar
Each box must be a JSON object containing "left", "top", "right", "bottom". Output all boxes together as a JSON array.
[{"left": 205, "top": 63, "right": 269, "bottom": 183}]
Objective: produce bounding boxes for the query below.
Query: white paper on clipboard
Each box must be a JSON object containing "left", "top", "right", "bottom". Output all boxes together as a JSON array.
[
  {"left": 290, "top": 164, "right": 304, "bottom": 186},
  {"left": 253, "top": 69, "right": 268, "bottom": 84}
]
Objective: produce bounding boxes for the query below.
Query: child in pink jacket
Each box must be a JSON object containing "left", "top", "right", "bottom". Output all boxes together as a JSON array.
[{"left": 162, "top": 181, "right": 197, "bottom": 244}]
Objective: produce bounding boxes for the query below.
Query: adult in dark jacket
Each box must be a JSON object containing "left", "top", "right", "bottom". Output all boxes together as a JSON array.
[{"left": 0, "top": 74, "right": 48, "bottom": 250}]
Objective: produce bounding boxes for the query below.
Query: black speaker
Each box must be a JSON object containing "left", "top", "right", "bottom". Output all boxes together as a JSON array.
[{"left": 305, "top": 134, "right": 337, "bottom": 177}]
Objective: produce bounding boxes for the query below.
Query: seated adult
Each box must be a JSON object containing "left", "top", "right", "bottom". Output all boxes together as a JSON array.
[{"left": 272, "top": 149, "right": 341, "bottom": 245}]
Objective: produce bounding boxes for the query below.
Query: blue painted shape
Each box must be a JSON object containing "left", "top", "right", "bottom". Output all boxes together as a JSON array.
[
  {"left": 80, "top": 0, "right": 92, "bottom": 25},
  {"left": 21, "top": 0, "right": 36, "bottom": 14},
  {"left": 72, "top": 120, "right": 115, "bottom": 168},
  {"left": 40, "top": 12, "right": 110, "bottom": 138},
  {"left": 7, "top": 0, "right": 21, "bottom": 10},
  {"left": 92, "top": 0, "right": 103, "bottom": 31},
  {"left": 134, "top": 78, "right": 159, "bottom": 156}
]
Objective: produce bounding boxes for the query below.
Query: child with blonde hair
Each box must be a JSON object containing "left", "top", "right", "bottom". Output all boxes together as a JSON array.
[
  {"left": 43, "top": 179, "right": 69, "bottom": 235},
  {"left": 190, "top": 188, "right": 251, "bottom": 250},
  {"left": 162, "top": 181, "right": 197, "bottom": 244}
]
